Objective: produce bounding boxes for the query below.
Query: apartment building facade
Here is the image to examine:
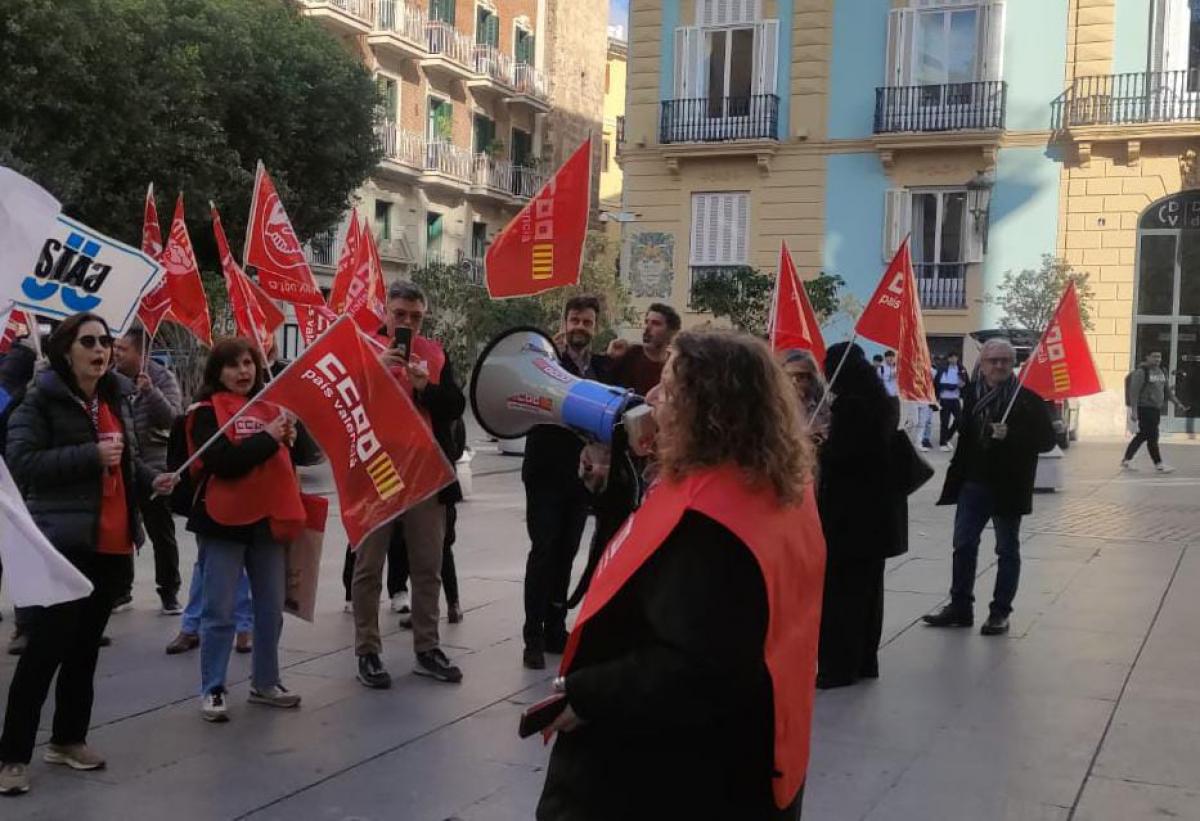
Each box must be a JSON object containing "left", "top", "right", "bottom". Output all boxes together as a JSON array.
[
  {"left": 601, "top": 35, "right": 629, "bottom": 236},
  {"left": 297, "top": 0, "right": 605, "bottom": 291},
  {"left": 618, "top": 0, "right": 1200, "bottom": 434}
]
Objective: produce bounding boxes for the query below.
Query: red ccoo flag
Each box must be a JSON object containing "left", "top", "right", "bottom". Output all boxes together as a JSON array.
[
  {"left": 329, "top": 215, "right": 385, "bottom": 334},
  {"left": 485, "top": 138, "right": 592, "bottom": 298},
  {"left": 297, "top": 304, "right": 337, "bottom": 347},
  {"left": 161, "top": 195, "right": 212, "bottom": 347},
  {"left": 212, "top": 204, "right": 284, "bottom": 353},
  {"left": 770, "top": 241, "right": 826, "bottom": 365},
  {"left": 856, "top": 237, "right": 936, "bottom": 403},
  {"left": 244, "top": 162, "right": 325, "bottom": 306},
  {"left": 258, "top": 316, "right": 456, "bottom": 546},
  {"left": 1020, "top": 281, "right": 1102, "bottom": 401},
  {"left": 137, "top": 183, "right": 172, "bottom": 338}
]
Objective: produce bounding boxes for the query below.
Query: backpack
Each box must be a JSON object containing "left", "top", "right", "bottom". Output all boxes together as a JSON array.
[
  {"left": 1124, "top": 365, "right": 1162, "bottom": 407},
  {"left": 166, "top": 407, "right": 208, "bottom": 517}
]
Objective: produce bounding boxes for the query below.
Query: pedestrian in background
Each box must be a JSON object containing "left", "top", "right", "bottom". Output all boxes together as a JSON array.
[
  {"left": 0, "top": 335, "right": 38, "bottom": 656},
  {"left": 1122, "top": 350, "right": 1188, "bottom": 473},
  {"left": 184, "top": 338, "right": 304, "bottom": 722},
  {"left": 0, "top": 313, "right": 173, "bottom": 795},
  {"left": 112, "top": 328, "right": 183, "bottom": 614},
  {"left": 923, "top": 338, "right": 1055, "bottom": 636},
  {"left": 536, "top": 331, "right": 824, "bottom": 820},
  {"left": 816, "top": 342, "right": 905, "bottom": 689},
  {"left": 935, "top": 352, "right": 967, "bottom": 451}
]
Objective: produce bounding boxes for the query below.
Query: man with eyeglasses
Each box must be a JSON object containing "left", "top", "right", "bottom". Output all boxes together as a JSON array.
[
  {"left": 922, "top": 338, "right": 1055, "bottom": 636},
  {"left": 351, "top": 281, "right": 466, "bottom": 688}
]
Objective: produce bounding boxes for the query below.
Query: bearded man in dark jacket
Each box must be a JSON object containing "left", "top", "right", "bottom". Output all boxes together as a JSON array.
[{"left": 923, "top": 338, "right": 1055, "bottom": 636}]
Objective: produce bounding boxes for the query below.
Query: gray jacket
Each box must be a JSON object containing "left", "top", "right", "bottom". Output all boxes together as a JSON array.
[
  {"left": 126, "top": 359, "right": 182, "bottom": 471},
  {"left": 1126, "top": 366, "right": 1178, "bottom": 412}
]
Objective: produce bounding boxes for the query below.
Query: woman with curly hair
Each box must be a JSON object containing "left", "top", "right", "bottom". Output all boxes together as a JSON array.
[{"left": 535, "top": 330, "right": 827, "bottom": 820}]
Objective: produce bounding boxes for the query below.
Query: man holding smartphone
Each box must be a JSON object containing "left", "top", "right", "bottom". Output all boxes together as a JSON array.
[{"left": 351, "top": 281, "right": 466, "bottom": 688}]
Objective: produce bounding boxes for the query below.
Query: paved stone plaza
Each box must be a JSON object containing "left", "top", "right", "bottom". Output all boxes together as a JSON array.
[{"left": 2, "top": 433, "right": 1199, "bottom": 820}]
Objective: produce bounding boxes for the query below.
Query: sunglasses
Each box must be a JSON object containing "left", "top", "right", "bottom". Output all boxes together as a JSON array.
[{"left": 77, "top": 334, "right": 114, "bottom": 350}]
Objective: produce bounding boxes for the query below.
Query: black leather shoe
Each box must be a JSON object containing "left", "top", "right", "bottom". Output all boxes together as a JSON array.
[
  {"left": 922, "top": 605, "right": 974, "bottom": 628},
  {"left": 356, "top": 653, "right": 392, "bottom": 689},
  {"left": 544, "top": 631, "right": 569, "bottom": 655},
  {"left": 815, "top": 674, "right": 856, "bottom": 690},
  {"left": 523, "top": 646, "right": 546, "bottom": 670},
  {"left": 980, "top": 615, "right": 1010, "bottom": 636}
]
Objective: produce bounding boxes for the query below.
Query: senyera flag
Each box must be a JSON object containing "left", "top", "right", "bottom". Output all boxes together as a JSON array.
[
  {"left": 137, "top": 183, "right": 172, "bottom": 338},
  {"left": 211, "top": 204, "right": 284, "bottom": 353},
  {"left": 258, "top": 316, "right": 456, "bottom": 546},
  {"left": 161, "top": 195, "right": 213, "bottom": 347},
  {"left": 856, "top": 236, "right": 936, "bottom": 403},
  {"left": 770, "top": 241, "right": 826, "bottom": 365},
  {"left": 485, "top": 138, "right": 592, "bottom": 298},
  {"left": 244, "top": 161, "right": 325, "bottom": 306},
  {"left": 1020, "top": 281, "right": 1102, "bottom": 401},
  {"left": 0, "top": 305, "right": 30, "bottom": 357},
  {"left": 329, "top": 214, "right": 385, "bottom": 334}
]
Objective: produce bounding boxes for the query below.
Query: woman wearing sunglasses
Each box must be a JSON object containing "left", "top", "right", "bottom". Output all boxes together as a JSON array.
[{"left": 0, "top": 312, "right": 176, "bottom": 796}]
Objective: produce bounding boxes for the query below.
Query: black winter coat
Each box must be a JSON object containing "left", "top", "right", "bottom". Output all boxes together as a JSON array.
[
  {"left": 415, "top": 356, "right": 467, "bottom": 505},
  {"left": 537, "top": 511, "right": 801, "bottom": 820},
  {"left": 937, "top": 385, "right": 1055, "bottom": 516},
  {"left": 521, "top": 351, "right": 613, "bottom": 489},
  {"left": 0, "top": 344, "right": 36, "bottom": 459},
  {"left": 818, "top": 383, "right": 908, "bottom": 560},
  {"left": 6, "top": 369, "right": 151, "bottom": 554}
]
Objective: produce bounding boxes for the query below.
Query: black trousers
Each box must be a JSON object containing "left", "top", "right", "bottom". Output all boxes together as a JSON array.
[
  {"left": 1124, "top": 406, "right": 1163, "bottom": 464},
  {"left": 939, "top": 398, "right": 962, "bottom": 446},
  {"left": 523, "top": 483, "right": 589, "bottom": 648},
  {"left": 818, "top": 554, "right": 886, "bottom": 683},
  {"left": 341, "top": 504, "right": 460, "bottom": 604},
  {"left": 0, "top": 552, "right": 124, "bottom": 764},
  {"left": 0, "top": 560, "right": 35, "bottom": 630},
  {"left": 135, "top": 495, "right": 181, "bottom": 598}
]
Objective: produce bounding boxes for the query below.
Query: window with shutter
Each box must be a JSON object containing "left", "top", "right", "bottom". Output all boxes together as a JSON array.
[
  {"left": 695, "top": 0, "right": 762, "bottom": 27},
  {"left": 515, "top": 28, "right": 534, "bottom": 64},
  {"left": 754, "top": 19, "right": 779, "bottom": 97},
  {"left": 976, "top": 2, "right": 1006, "bottom": 82},
  {"left": 885, "top": 9, "right": 915, "bottom": 86},
  {"left": 674, "top": 26, "right": 702, "bottom": 98},
  {"left": 883, "top": 189, "right": 911, "bottom": 262},
  {"left": 430, "top": 0, "right": 455, "bottom": 25},
  {"left": 1151, "top": 0, "right": 1199, "bottom": 76},
  {"left": 690, "top": 192, "right": 749, "bottom": 266}
]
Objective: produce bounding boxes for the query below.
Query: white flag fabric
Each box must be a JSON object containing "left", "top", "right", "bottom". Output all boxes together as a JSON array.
[
  {"left": 0, "top": 456, "right": 93, "bottom": 607},
  {"left": 0, "top": 166, "right": 163, "bottom": 334}
]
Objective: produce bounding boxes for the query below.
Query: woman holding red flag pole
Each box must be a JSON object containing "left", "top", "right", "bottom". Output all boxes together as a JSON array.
[
  {"left": 182, "top": 337, "right": 306, "bottom": 723},
  {"left": 535, "top": 331, "right": 825, "bottom": 820}
]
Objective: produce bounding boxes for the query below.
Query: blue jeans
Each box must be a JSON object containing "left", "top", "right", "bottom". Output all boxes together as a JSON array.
[
  {"left": 198, "top": 531, "right": 286, "bottom": 695},
  {"left": 950, "top": 482, "right": 1023, "bottom": 618},
  {"left": 917, "top": 405, "right": 934, "bottom": 446},
  {"left": 181, "top": 543, "right": 253, "bottom": 635}
]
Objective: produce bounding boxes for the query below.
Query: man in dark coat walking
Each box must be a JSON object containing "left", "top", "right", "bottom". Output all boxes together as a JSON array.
[{"left": 923, "top": 338, "right": 1055, "bottom": 636}]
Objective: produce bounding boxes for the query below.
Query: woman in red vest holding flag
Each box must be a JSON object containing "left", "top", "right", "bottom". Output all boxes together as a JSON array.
[
  {"left": 536, "top": 331, "right": 826, "bottom": 820},
  {"left": 184, "top": 338, "right": 306, "bottom": 723}
]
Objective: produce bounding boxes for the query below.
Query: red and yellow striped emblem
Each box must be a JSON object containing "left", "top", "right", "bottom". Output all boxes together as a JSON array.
[
  {"left": 531, "top": 242, "right": 554, "bottom": 280},
  {"left": 365, "top": 451, "right": 405, "bottom": 501},
  {"left": 1051, "top": 361, "right": 1070, "bottom": 393}
]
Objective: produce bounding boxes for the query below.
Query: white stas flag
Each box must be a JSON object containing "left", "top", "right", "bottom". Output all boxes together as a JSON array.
[
  {"left": 0, "top": 166, "right": 164, "bottom": 334},
  {"left": 0, "top": 456, "right": 93, "bottom": 607}
]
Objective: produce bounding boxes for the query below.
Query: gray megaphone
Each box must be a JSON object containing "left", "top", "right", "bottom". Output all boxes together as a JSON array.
[{"left": 470, "top": 327, "right": 635, "bottom": 444}]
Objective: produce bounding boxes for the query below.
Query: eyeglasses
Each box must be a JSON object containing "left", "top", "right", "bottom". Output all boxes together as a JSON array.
[
  {"left": 77, "top": 335, "right": 114, "bottom": 350},
  {"left": 982, "top": 357, "right": 1014, "bottom": 366}
]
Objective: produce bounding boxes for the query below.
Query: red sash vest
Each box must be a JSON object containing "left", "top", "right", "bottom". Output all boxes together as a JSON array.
[
  {"left": 189, "top": 391, "right": 306, "bottom": 543},
  {"left": 562, "top": 465, "right": 827, "bottom": 809}
]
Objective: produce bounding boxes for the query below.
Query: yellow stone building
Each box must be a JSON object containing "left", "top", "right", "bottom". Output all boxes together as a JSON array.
[
  {"left": 618, "top": 0, "right": 1200, "bottom": 435},
  {"left": 601, "top": 36, "right": 629, "bottom": 237}
]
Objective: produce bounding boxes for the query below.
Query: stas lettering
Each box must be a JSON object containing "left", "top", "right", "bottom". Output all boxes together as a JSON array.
[{"left": 28, "top": 233, "right": 112, "bottom": 310}]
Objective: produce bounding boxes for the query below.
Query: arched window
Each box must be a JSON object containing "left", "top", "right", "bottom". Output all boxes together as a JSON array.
[{"left": 1133, "top": 190, "right": 1200, "bottom": 431}]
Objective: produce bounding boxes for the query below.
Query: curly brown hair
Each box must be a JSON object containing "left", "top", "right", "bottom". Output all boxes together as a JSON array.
[{"left": 658, "top": 331, "right": 813, "bottom": 503}]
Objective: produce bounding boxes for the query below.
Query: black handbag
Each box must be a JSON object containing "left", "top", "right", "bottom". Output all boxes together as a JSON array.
[{"left": 891, "top": 429, "right": 934, "bottom": 496}]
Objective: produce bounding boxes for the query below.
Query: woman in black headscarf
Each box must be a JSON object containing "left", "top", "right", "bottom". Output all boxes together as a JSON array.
[{"left": 816, "top": 342, "right": 907, "bottom": 689}]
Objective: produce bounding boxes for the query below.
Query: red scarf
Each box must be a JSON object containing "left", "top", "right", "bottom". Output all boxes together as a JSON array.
[
  {"left": 563, "top": 465, "right": 827, "bottom": 809},
  {"left": 95, "top": 402, "right": 132, "bottom": 555}
]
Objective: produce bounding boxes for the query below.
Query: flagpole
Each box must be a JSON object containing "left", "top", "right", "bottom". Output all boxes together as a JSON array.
[
  {"left": 999, "top": 337, "right": 1041, "bottom": 425},
  {"left": 811, "top": 330, "right": 858, "bottom": 418},
  {"left": 29, "top": 314, "right": 44, "bottom": 362}
]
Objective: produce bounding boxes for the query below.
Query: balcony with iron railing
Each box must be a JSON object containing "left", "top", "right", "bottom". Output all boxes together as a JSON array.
[
  {"left": 423, "top": 21, "right": 478, "bottom": 79},
  {"left": 510, "top": 165, "right": 545, "bottom": 200},
  {"left": 369, "top": 0, "right": 427, "bottom": 59},
  {"left": 914, "top": 263, "right": 968, "bottom": 310},
  {"left": 659, "top": 94, "right": 779, "bottom": 144},
  {"left": 304, "top": 229, "right": 340, "bottom": 270},
  {"left": 468, "top": 45, "right": 515, "bottom": 97},
  {"left": 299, "top": 0, "right": 376, "bottom": 35},
  {"left": 422, "top": 140, "right": 472, "bottom": 188},
  {"left": 1052, "top": 69, "right": 1200, "bottom": 129},
  {"left": 509, "top": 64, "right": 551, "bottom": 111},
  {"left": 376, "top": 124, "right": 425, "bottom": 174},
  {"left": 874, "top": 81, "right": 1007, "bottom": 133},
  {"left": 470, "top": 153, "right": 514, "bottom": 199}
]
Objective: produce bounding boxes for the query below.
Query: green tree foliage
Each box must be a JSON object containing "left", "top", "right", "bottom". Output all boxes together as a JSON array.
[
  {"left": 985, "top": 255, "right": 1096, "bottom": 332},
  {"left": 411, "top": 232, "right": 633, "bottom": 377},
  {"left": 0, "top": 0, "right": 382, "bottom": 270},
  {"left": 689, "top": 268, "right": 846, "bottom": 335}
]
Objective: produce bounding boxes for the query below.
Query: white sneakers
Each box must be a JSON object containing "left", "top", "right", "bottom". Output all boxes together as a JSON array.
[
  {"left": 391, "top": 591, "right": 411, "bottom": 614},
  {"left": 1120, "top": 460, "right": 1135, "bottom": 470},
  {"left": 201, "top": 691, "right": 229, "bottom": 723},
  {"left": 1156, "top": 463, "right": 1176, "bottom": 474}
]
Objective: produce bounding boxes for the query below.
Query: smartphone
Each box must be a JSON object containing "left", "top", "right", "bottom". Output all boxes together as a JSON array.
[
  {"left": 518, "top": 693, "right": 568, "bottom": 739},
  {"left": 393, "top": 326, "right": 413, "bottom": 361}
]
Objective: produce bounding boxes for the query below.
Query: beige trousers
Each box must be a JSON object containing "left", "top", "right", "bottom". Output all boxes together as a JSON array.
[{"left": 352, "top": 496, "right": 446, "bottom": 656}]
